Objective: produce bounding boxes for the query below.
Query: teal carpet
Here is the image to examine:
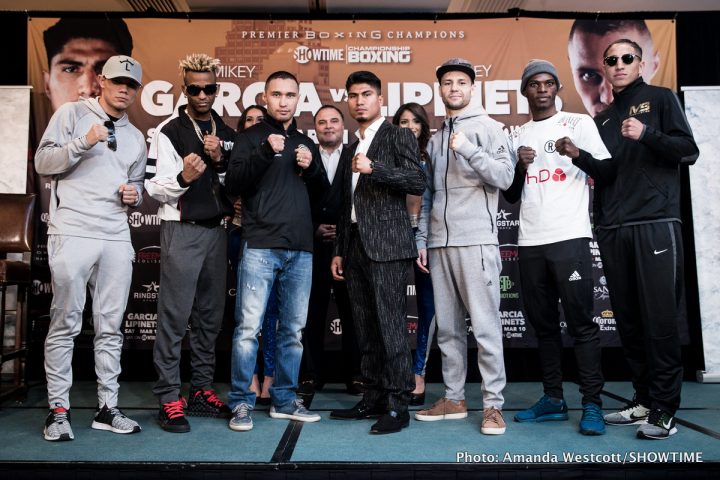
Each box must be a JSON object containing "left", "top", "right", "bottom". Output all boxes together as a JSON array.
[{"left": 1, "top": 381, "right": 717, "bottom": 464}]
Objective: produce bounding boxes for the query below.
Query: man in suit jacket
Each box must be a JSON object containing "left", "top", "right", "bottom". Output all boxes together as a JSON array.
[
  {"left": 329, "top": 71, "right": 426, "bottom": 434},
  {"left": 299, "top": 105, "right": 363, "bottom": 396}
]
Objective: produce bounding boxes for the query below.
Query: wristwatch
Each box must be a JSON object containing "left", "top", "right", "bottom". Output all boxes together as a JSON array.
[{"left": 369, "top": 160, "right": 375, "bottom": 172}]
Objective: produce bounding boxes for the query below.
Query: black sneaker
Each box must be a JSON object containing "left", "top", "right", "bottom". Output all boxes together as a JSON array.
[
  {"left": 91, "top": 405, "right": 142, "bottom": 434},
  {"left": 187, "top": 387, "right": 232, "bottom": 418},
  {"left": 637, "top": 409, "right": 677, "bottom": 440},
  {"left": 43, "top": 404, "right": 74, "bottom": 441},
  {"left": 158, "top": 397, "right": 190, "bottom": 433}
]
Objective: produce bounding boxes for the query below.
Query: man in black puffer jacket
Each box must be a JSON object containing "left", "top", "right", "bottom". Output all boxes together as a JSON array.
[{"left": 573, "top": 39, "right": 698, "bottom": 441}]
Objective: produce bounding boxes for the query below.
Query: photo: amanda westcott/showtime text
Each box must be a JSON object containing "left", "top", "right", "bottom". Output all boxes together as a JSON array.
[{"left": 456, "top": 451, "right": 704, "bottom": 464}]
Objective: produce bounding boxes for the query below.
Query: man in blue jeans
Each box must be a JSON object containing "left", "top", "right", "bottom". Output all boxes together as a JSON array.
[{"left": 225, "top": 71, "right": 328, "bottom": 431}]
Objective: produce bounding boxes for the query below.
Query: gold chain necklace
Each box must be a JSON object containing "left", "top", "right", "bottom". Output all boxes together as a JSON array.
[{"left": 185, "top": 109, "right": 216, "bottom": 142}]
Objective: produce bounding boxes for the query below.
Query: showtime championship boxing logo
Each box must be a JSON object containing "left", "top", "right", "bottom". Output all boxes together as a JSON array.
[{"left": 293, "top": 45, "right": 412, "bottom": 64}]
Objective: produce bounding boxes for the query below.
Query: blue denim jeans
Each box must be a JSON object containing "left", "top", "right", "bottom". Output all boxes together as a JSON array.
[
  {"left": 229, "top": 247, "right": 312, "bottom": 409},
  {"left": 413, "top": 261, "right": 436, "bottom": 376}
]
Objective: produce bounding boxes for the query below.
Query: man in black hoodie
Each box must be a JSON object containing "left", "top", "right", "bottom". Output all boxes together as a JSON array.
[
  {"left": 573, "top": 39, "right": 698, "bottom": 440},
  {"left": 146, "top": 54, "right": 234, "bottom": 433},
  {"left": 225, "top": 71, "right": 328, "bottom": 432}
]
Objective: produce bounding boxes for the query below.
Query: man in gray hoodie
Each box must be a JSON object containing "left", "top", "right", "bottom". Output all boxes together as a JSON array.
[
  {"left": 415, "top": 58, "right": 514, "bottom": 435},
  {"left": 35, "top": 55, "right": 147, "bottom": 442}
]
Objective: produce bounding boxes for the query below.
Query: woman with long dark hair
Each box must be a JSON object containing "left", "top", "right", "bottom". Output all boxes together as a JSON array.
[
  {"left": 230, "top": 105, "right": 276, "bottom": 405},
  {"left": 392, "top": 102, "right": 435, "bottom": 406}
]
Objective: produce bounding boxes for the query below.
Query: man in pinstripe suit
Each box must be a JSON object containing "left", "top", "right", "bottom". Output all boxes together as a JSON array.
[{"left": 329, "top": 71, "right": 426, "bottom": 434}]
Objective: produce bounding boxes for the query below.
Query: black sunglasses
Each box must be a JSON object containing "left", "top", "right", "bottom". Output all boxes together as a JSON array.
[
  {"left": 104, "top": 120, "right": 117, "bottom": 151},
  {"left": 603, "top": 54, "right": 641, "bottom": 67},
  {"left": 185, "top": 84, "right": 219, "bottom": 96}
]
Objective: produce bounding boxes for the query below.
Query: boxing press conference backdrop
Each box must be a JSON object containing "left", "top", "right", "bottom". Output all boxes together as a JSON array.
[{"left": 27, "top": 17, "right": 684, "bottom": 350}]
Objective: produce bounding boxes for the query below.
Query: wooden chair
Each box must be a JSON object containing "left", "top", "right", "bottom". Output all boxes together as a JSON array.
[{"left": 0, "top": 193, "right": 36, "bottom": 402}]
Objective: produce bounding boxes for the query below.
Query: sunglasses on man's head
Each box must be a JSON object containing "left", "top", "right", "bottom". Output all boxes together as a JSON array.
[
  {"left": 185, "top": 84, "right": 219, "bottom": 96},
  {"left": 603, "top": 54, "right": 641, "bottom": 67},
  {"left": 104, "top": 120, "right": 117, "bottom": 151}
]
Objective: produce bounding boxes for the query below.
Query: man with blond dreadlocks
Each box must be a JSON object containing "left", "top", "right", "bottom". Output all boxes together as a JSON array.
[{"left": 146, "top": 53, "right": 235, "bottom": 432}]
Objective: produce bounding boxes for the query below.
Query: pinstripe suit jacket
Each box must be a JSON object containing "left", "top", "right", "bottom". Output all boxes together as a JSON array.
[{"left": 334, "top": 120, "right": 426, "bottom": 262}]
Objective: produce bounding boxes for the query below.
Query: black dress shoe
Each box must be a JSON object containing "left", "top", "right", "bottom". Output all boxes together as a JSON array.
[
  {"left": 370, "top": 410, "right": 410, "bottom": 434},
  {"left": 409, "top": 392, "right": 425, "bottom": 406},
  {"left": 345, "top": 380, "right": 365, "bottom": 396},
  {"left": 330, "top": 400, "right": 386, "bottom": 420}
]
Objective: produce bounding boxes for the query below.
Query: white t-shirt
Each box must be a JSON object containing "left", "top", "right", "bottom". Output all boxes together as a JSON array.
[{"left": 511, "top": 111, "right": 610, "bottom": 246}]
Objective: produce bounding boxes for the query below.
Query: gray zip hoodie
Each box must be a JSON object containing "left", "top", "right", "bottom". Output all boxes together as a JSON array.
[
  {"left": 35, "top": 97, "right": 147, "bottom": 241},
  {"left": 416, "top": 104, "right": 513, "bottom": 250}
]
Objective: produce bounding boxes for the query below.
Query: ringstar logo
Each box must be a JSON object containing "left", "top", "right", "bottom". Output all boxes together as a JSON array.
[
  {"left": 496, "top": 210, "right": 519, "bottom": 229},
  {"left": 133, "top": 281, "right": 160, "bottom": 301}
]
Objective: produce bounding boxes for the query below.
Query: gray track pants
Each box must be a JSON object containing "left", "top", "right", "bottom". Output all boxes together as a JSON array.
[
  {"left": 429, "top": 244, "right": 506, "bottom": 408},
  {"left": 45, "top": 235, "right": 134, "bottom": 409}
]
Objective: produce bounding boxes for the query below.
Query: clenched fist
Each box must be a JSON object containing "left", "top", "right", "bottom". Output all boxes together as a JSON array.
[
  {"left": 296, "top": 144, "right": 312, "bottom": 170},
  {"left": 268, "top": 134, "right": 285, "bottom": 154},
  {"left": 555, "top": 137, "right": 580, "bottom": 159},
  {"left": 352, "top": 152, "right": 373, "bottom": 174},
  {"left": 118, "top": 184, "right": 138, "bottom": 205},
  {"left": 86, "top": 123, "right": 109, "bottom": 146},
  {"left": 181, "top": 152, "right": 206, "bottom": 183},
  {"left": 449, "top": 131, "right": 470, "bottom": 152},
  {"left": 203, "top": 134, "right": 222, "bottom": 163},
  {"left": 621, "top": 117, "right": 645, "bottom": 141},
  {"left": 516, "top": 146, "right": 536, "bottom": 171}
]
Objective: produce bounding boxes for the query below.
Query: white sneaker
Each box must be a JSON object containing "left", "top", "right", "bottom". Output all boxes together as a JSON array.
[{"left": 604, "top": 401, "right": 650, "bottom": 425}]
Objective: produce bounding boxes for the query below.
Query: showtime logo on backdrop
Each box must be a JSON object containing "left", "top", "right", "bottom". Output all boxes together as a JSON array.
[
  {"left": 128, "top": 211, "right": 161, "bottom": 228},
  {"left": 293, "top": 45, "right": 344, "bottom": 64},
  {"left": 32, "top": 279, "right": 52, "bottom": 296}
]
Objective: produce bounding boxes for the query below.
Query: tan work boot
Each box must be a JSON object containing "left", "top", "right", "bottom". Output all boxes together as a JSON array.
[
  {"left": 481, "top": 406, "right": 506, "bottom": 435},
  {"left": 414, "top": 398, "right": 468, "bottom": 421}
]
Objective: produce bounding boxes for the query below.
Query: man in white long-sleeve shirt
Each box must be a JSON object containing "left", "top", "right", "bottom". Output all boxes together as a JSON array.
[{"left": 35, "top": 55, "right": 146, "bottom": 442}]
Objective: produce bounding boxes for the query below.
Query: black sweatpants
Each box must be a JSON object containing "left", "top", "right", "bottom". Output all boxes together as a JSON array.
[
  {"left": 301, "top": 238, "right": 361, "bottom": 384},
  {"left": 519, "top": 237, "right": 603, "bottom": 406},
  {"left": 597, "top": 221, "right": 684, "bottom": 415}
]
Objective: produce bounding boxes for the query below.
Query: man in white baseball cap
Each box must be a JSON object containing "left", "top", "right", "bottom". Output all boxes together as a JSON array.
[{"left": 35, "top": 54, "right": 146, "bottom": 441}]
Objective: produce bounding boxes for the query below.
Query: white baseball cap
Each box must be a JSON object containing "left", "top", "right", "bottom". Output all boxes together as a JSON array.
[{"left": 102, "top": 55, "right": 143, "bottom": 87}]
